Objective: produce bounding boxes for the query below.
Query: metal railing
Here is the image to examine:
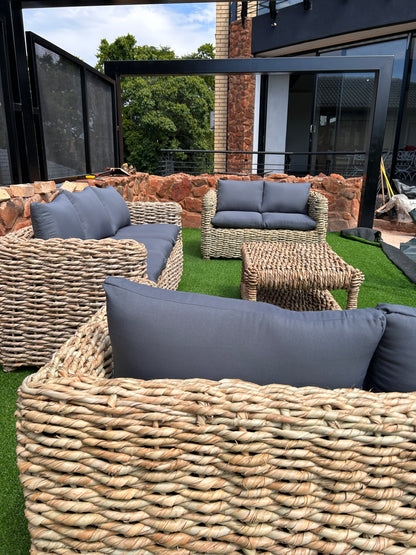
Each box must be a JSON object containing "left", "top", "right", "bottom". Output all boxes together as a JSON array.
[{"left": 157, "top": 149, "right": 368, "bottom": 178}]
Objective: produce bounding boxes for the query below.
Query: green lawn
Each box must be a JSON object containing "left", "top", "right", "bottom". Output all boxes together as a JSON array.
[{"left": 1, "top": 228, "right": 415, "bottom": 554}]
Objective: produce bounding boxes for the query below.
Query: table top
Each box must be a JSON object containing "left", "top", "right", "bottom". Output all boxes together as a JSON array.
[{"left": 241, "top": 241, "right": 365, "bottom": 290}]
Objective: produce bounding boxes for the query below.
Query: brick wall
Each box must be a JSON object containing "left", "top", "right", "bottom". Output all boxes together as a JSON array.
[{"left": 0, "top": 172, "right": 363, "bottom": 235}]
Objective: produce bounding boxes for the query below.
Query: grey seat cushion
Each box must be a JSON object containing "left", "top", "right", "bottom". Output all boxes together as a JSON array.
[
  {"left": 211, "top": 211, "right": 263, "bottom": 229},
  {"left": 216, "top": 179, "right": 264, "bottom": 212},
  {"left": 262, "top": 181, "right": 311, "bottom": 214},
  {"left": 365, "top": 303, "right": 416, "bottom": 392},
  {"left": 90, "top": 186, "right": 130, "bottom": 234},
  {"left": 62, "top": 187, "right": 114, "bottom": 239},
  {"left": 31, "top": 192, "right": 86, "bottom": 240},
  {"left": 262, "top": 212, "right": 317, "bottom": 230},
  {"left": 104, "top": 277, "right": 386, "bottom": 388},
  {"left": 113, "top": 223, "right": 180, "bottom": 246},
  {"left": 111, "top": 224, "right": 179, "bottom": 282}
]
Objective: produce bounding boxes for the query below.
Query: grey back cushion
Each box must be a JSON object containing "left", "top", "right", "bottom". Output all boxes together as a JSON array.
[
  {"left": 262, "top": 181, "right": 311, "bottom": 214},
  {"left": 62, "top": 187, "right": 114, "bottom": 239},
  {"left": 216, "top": 179, "right": 264, "bottom": 212},
  {"left": 31, "top": 192, "right": 85, "bottom": 239},
  {"left": 104, "top": 277, "right": 386, "bottom": 389},
  {"left": 90, "top": 186, "right": 130, "bottom": 234},
  {"left": 365, "top": 303, "right": 416, "bottom": 392}
]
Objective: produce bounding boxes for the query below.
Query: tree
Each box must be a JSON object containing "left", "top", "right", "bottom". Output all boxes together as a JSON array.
[{"left": 96, "top": 35, "right": 215, "bottom": 174}]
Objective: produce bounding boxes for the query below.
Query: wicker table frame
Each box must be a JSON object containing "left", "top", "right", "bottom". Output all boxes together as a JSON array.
[
  {"left": 201, "top": 188, "right": 328, "bottom": 259},
  {"left": 0, "top": 201, "right": 183, "bottom": 371},
  {"left": 16, "top": 304, "right": 416, "bottom": 554},
  {"left": 241, "top": 241, "right": 365, "bottom": 311}
]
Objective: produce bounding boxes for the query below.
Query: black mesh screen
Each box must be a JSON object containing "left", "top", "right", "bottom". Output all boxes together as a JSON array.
[
  {"left": 86, "top": 71, "right": 115, "bottom": 173},
  {"left": 0, "top": 56, "right": 11, "bottom": 185}
]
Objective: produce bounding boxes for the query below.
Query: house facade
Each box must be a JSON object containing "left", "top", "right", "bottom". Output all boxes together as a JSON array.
[{"left": 216, "top": 0, "right": 416, "bottom": 182}]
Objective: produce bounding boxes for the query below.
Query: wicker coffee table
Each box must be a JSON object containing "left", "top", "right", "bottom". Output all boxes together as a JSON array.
[{"left": 240, "top": 241, "right": 365, "bottom": 311}]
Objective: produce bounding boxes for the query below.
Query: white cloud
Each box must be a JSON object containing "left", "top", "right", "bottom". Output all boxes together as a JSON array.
[{"left": 23, "top": 3, "right": 216, "bottom": 68}]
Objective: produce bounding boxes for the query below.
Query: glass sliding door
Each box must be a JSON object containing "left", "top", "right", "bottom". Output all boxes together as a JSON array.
[{"left": 310, "top": 72, "right": 374, "bottom": 176}]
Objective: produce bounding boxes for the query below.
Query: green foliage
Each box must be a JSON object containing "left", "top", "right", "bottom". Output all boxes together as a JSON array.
[{"left": 96, "top": 35, "right": 215, "bottom": 174}]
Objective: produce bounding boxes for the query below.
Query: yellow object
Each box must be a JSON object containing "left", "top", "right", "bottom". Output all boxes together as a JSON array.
[
  {"left": 380, "top": 158, "right": 394, "bottom": 199},
  {"left": 85, "top": 175, "right": 95, "bottom": 179}
]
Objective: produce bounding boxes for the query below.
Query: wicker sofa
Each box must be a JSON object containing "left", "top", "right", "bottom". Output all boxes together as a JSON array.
[
  {"left": 0, "top": 190, "right": 183, "bottom": 372},
  {"left": 201, "top": 180, "right": 328, "bottom": 259},
  {"left": 16, "top": 282, "right": 416, "bottom": 553}
]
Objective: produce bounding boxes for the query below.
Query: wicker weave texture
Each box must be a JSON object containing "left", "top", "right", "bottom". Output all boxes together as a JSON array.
[
  {"left": 15, "top": 310, "right": 416, "bottom": 554},
  {"left": 0, "top": 201, "right": 183, "bottom": 371},
  {"left": 201, "top": 189, "right": 328, "bottom": 259},
  {"left": 240, "top": 242, "right": 364, "bottom": 310}
]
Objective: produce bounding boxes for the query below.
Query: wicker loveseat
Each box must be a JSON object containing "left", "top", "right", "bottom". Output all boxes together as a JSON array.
[
  {"left": 201, "top": 180, "right": 328, "bottom": 259},
  {"left": 16, "top": 283, "right": 416, "bottom": 553},
  {"left": 0, "top": 194, "right": 183, "bottom": 372}
]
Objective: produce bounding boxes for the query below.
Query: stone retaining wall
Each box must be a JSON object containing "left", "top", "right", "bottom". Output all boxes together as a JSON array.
[{"left": 0, "top": 172, "right": 363, "bottom": 235}]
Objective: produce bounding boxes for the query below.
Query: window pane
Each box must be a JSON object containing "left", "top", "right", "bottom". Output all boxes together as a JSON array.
[
  {"left": 35, "top": 43, "right": 86, "bottom": 178},
  {"left": 86, "top": 72, "right": 114, "bottom": 173},
  {"left": 0, "top": 62, "right": 11, "bottom": 185},
  {"left": 398, "top": 37, "right": 416, "bottom": 183}
]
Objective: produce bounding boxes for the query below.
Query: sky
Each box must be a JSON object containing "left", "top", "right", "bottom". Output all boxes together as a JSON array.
[{"left": 22, "top": 3, "right": 216, "bottom": 68}]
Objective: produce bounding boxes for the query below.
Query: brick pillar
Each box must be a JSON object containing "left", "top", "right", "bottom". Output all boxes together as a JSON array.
[
  {"left": 214, "top": 3, "right": 230, "bottom": 173},
  {"left": 227, "top": 18, "right": 256, "bottom": 174}
]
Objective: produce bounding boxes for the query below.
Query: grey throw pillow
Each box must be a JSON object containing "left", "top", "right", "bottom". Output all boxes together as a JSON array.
[
  {"left": 104, "top": 277, "right": 386, "bottom": 389},
  {"left": 262, "top": 181, "right": 311, "bottom": 214},
  {"left": 62, "top": 187, "right": 114, "bottom": 239},
  {"left": 216, "top": 179, "right": 264, "bottom": 212},
  {"left": 31, "top": 192, "right": 85, "bottom": 239},
  {"left": 90, "top": 186, "right": 130, "bottom": 234},
  {"left": 365, "top": 304, "right": 416, "bottom": 392}
]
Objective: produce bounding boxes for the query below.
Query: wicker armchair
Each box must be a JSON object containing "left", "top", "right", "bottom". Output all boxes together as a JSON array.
[
  {"left": 16, "top": 306, "right": 416, "bottom": 554},
  {"left": 201, "top": 188, "right": 328, "bottom": 259},
  {"left": 0, "top": 201, "right": 183, "bottom": 371}
]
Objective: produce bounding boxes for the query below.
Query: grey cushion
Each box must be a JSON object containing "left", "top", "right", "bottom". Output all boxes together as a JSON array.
[
  {"left": 216, "top": 179, "right": 264, "bottom": 212},
  {"left": 365, "top": 304, "right": 416, "bottom": 392},
  {"left": 262, "top": 212, "right": 317, "bottom": 230},
  {"left": 211, "top": 211, "right": 263, "bottom": 229},
  {"left": 111, "top": 225, "right": 177, "bottom": 281},
  {"left": 113, "top": 223, "right": 180, "bottom": 246},
  {"left": 62, "top": 187, "right": 114, "bottom": 239},
  {"left": 262, "top": 181, "right": 311, "bottom": 214},
  {"left": 104, "top": 277, "right": 386, "bottom": 388},
  {"left": 90, "top": 186, "right": 130, "bottom": 234},
  {"left": 31, "top": 192, "right": 85, "bottom": 240}
]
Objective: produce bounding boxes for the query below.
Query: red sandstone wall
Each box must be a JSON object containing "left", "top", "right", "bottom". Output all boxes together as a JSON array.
[
  {"left": 227, "top": 19, "right": 256, "bottom": 172},
  {"left": 0, "top": 172, "right": 363, "bottom": 235}
]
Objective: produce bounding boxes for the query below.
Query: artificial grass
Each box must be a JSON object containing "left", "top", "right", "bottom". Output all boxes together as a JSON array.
[{"left": 1, "top": 228, "right": 415, "bottom": 554}]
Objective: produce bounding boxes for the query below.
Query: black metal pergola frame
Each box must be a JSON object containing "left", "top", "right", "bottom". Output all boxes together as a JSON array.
[
  {"left": 0, "top": 0, "right": 394, "bottom": 227},
  {"left": 105, "top": 56, "right": 394, "bottom": 227}
]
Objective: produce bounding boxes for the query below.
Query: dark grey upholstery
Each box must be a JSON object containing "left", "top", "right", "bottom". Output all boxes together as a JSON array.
[
  {"left": 211, "top": 180, "right": 316, "bottom": 231},
  {"left": 31, "top": 192, "right": 85, "bottom": 240},
  {"left": 90, "top": 186, "right": 131, "bottom": 234},
  {"left": 112, "top": 223, "right": 180, "bottom": 246},
  {"left": 365, "top": 304, "right": 416, "bottom": 392},
  {"left": 216, "top": 179, "right": 264, "bottom": 212},
  {"left": 62, "top": 187, "right": 113, "bottom": 239},
  {"left": 104, "top": 278, "right": 386, "bottom": 389},
  {"left": 262, "top": 212, "right": 316, "bottom": 230},
  {"left": 211, "top": 211, "right": 263, "bottom": 229},
  {"left": 111, "top": 224, "right": 181, "bottom": 281},
  {"left": 262, "top": 181, "right": 310, "bottom": 214}
]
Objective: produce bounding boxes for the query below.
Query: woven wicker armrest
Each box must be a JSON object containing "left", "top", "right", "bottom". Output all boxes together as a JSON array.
[
  {"left": 16, "top": 317, "right": 416, "bottom": 555},
  {"left": 127, "top": 201, "right": 182, "bottom": 227},
  {"left": 201, "top": 189, "right": 217, "bottom": 231},
  {"left": 308, "top": 190, "right": 329, "bottom": 237}
]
